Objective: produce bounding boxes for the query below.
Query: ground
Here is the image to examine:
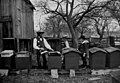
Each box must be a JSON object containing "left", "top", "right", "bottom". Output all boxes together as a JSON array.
[{"left": 0, "top": 69, "right": 112, "bottom": 83}]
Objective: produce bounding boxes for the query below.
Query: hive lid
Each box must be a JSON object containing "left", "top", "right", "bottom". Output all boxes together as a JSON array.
[
  {"left": 16, "top": 51, "right": 29, "bottom": 57},
  {"left": 1, "top": 50, "right": 14, "bottom": 54},
  {"left": 49, "top": 51, "right": 61, "bottom": 56},
  {"left": 89, "top": 47, "right": 106, "bottom": 53},
  {"left": 49, "top": 51, "right": 61, "bottom": 54},
  {"left": 1, "top": 50, "right": 14, "bottom": 57},
  {"left": 62, "top": 47, "right": 81, "bottom": 54},
  {"left": 104, "top": 47, "right": 120, "bottom": 53},
  {"left": 16, "top": 54, "right": 29, "bottom": 57},
  {"left": 17, "top": 51, "right": 29, "bottom": 54}
]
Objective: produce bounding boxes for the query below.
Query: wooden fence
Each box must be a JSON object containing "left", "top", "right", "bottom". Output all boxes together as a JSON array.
[{"left": 1, "top": 36, "right": 120, "bottom": 53}]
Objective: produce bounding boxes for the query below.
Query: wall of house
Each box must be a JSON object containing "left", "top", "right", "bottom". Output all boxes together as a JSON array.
[
  {"left": 0, "top": 0, "right": 34, "bottom": 52},
  {"left": 0, "top": 0, "right": 13, "bottom": 51},
  {"left": 0, "top": 23, "right": 2, "bottom": 51},
  {"left": 13, "top": 0, "right": 34, "bottom": 38}
]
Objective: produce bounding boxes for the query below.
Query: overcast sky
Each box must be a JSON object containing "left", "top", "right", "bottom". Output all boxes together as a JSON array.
[{"left": 30, "top": 0, "right": 120, "bottom": 32}]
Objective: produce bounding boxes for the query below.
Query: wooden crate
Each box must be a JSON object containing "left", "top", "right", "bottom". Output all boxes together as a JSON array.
[
  {"left": 48, "top": 51, "right": 62, "bottom": 70},
  {"left": 15, "top": 51, "right": 31, "bottom": 70},
  {"left": 89, "top": 47, "right": 107, "bottom": 69},
  {"left": 18, "top": 38, "right": 33, "bottom": 52},
  {"left": 0, "top": 50, "right": 15, "bottom": 69},
  {"left": 3, "top": 38, "right": 17, "bottom": 52},
  {"left": 62, "top": 48, "right": 81, "bottom": 70},
  {"left": 104, "top": 47, "right": 120, "bottom": 68}
]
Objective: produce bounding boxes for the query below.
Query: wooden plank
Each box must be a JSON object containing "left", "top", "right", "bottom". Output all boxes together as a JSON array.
[
  {"left": 26, "top": 8, "right": 34, "bottom": 38},
  {"left": 23, "top": 1, "right": 26, "bottom": 38},
  {"left": 5, "top": 0, "right": 9, "bottom": 16},
  {"left": 11, "top": 0, "right": 17, "bottom": 38},
  {"left": 7, "top": 22, "right": 11, "bottom": 37},
  {"left": 0, "top": 0, "right": 2, "bottom": 16},
  {"left": 9, "top": 0, "right": 12, "bottom": 16},
  {"left": 0, "top": 0, "right": 11, "bottom": 16},
  {"left": 26, "top": 7, "right": 29, "bottom": 38},
  {"left": 0, "top": 23, "right": 3, "bottom": 52},
  {"left": 16, "top": 0, "right": 22, "bottom": 38},
  {"left": 21, "top": 0, "right": 26, "bottom": 38},
  {"left": 21, "top": 0, "right": 34, "bottom": 38},
  {"left": 0, "top": 16, "right": 12, "bottom": 22},
  {"left": 0, "top": 0, "right": 4, "bottom": 16}
]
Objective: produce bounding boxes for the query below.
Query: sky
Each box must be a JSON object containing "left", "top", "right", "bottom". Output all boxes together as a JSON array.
[
  {"left": 30, "top": 0, "right": 101, "bottom": 31},
  {"left": 30, "top": 0, "right": 120, "bottom": 32},
  {"left": 30, "top": 0, "right": 50, "bottom": 31}
]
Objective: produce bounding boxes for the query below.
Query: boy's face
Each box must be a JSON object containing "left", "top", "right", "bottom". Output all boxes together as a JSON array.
[{"left": 80, "top": 38, "right": 84, "bottom": 42}]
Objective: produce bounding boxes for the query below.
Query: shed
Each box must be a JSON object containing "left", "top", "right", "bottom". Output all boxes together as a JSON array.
[
  {"left": 89, "top": 47, "right": 107, "bottom": 69},
  {"left": 0, "top": 0, "right": 35, "bottom": 52}
]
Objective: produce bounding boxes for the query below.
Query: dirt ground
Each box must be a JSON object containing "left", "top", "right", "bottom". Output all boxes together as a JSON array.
[{"left": 0, "top": 69, "right": 112, "bottom": 83}]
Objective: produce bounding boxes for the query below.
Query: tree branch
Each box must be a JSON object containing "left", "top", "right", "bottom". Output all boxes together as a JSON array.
[
  {"left": 69, "top": 0, "right": 74, "bottom": 17},
  {"left": 74, "top": 0, "right": 111, "bottom": 28},
  {"left": 66, "top": 0, "right": 69, "bottom": 17}
]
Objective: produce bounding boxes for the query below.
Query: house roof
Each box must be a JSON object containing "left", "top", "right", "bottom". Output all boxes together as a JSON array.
[{"left": 24, "top": 0, "right": 35, "bottom": 10}]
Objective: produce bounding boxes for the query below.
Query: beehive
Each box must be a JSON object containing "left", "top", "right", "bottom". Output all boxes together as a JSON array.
[{"left": 89, "top": 47, "right": 107, "bottom": 69}]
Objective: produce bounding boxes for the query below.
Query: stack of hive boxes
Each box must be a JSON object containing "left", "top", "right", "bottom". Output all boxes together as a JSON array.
[
  {"left": 15, "top": 51, "right": 31, "bottom": 70},
  {"left": 0, "top": 50, "right": 15, "bottom": 69}
]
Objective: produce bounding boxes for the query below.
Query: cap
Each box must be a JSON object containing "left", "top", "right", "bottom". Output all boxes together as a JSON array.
[{"left": 36, "top": 31, "right": 44, "bottom": 34}]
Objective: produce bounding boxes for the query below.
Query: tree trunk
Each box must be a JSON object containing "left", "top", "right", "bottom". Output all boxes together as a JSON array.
[
  {"left": 99, "top": 35, "right": 103, "bottom": 43},
  {"left": 72, "top": 37, "right": 78, "bottom": 48},
  {"left": 67, "top": 21, "right": 78, "bottom": 49}
]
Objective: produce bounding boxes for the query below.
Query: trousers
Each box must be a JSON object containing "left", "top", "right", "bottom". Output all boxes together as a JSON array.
[{"left": 37, "top": 50, "right": 47, "bottom": 68}]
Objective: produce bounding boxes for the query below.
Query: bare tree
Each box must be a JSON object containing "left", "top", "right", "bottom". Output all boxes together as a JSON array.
[
  {"left": 36, "top": 0, "right": 111, "bottom": 48},
  {"left": 106, "top": 0, "right": 120, "bottom": 26},
  {"left": 76, "top": 17, "right": 92, "bottom": 37},
  {"left": 44, "top": 15, "right": 63, "bottom": 38},
  {"left": 84, "top": 2, "right": 113, "bottom": 41},
  {"left": 94, "top": 18, "right": 111, "bottom": 42}
]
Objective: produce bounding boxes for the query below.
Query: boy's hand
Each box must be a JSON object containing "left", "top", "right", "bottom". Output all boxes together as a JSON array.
[{"left": 40, "top": 48, "right": 45, "bottom": 50}]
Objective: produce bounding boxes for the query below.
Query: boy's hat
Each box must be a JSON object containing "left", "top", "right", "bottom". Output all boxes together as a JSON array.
[
  {"left": 63, "top": 35, "right": 69, "bottom": 38},
  {"left": 80, "top": 35, "right": 86, "bottom": 39}
]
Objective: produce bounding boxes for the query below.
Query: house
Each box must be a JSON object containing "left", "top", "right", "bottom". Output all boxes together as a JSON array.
[{"left": 0, "top": 0, "right": 35, "bottom": 52}]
